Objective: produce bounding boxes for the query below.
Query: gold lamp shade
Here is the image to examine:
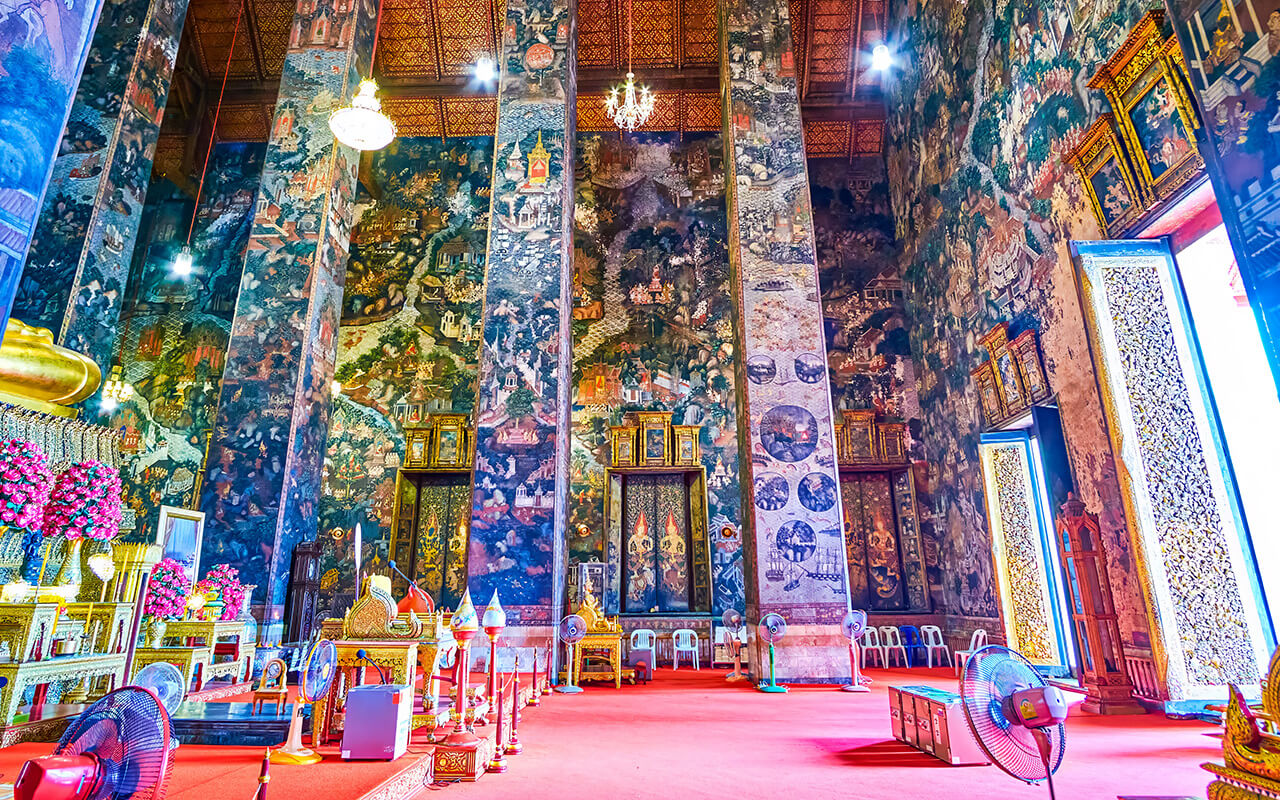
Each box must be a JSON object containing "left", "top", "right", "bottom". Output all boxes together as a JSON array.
[{"left": 0, "top": 320, "right": 102, "bottom": 415}]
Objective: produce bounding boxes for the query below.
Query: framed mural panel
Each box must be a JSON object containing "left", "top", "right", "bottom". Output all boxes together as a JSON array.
[
  {"left": 980, "top": 323, "right": 1027, "bottom": 418},
  {"left": 637, "top": 412, "right": 673, "bottom": 467},
  {"left": 158, "top": 506, "right": 206, "bottom": 583},
  {"left": 842, "top": 410, "right": 877, "bottom": 464},
  {"left": 672, "top": 425, "right": 700, "bottom": 466},
  {"left": 972, "top": 361, "right": 1005, "bottom": 426},
  {"left": 1011, "top": 331, "right": 1051, "bottom": 403},
  {"left": 405, "top": 427, "right": 431, "bottom": 469},
  {"left": 610, "top": 426, "right": 637, "bottom": 467},
  {"left": 1067, "top": 114, "right": 1146, "bottom": 237},
  {"left": 1088, "top": 11, "right": 1203, "bottom": 205},
  {"left": 432, "top": 414, "right": 469, "bottom": 468},
  {"left": 879, "top": 423, "right": 907, "bottom": 464}
]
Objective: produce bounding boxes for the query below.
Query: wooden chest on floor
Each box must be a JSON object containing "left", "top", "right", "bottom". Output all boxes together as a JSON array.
[{"left": 887, "top": 685, "right": 988, "bottom": 766}]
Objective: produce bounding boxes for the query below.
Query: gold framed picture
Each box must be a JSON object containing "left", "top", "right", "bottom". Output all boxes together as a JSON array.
[
  {"left": 638, "top": 413, "right": 672, "bottom": 466},
  {"left": 980, "top": 323, "right": 1026, "bottom": 418},
  {"left": 879, "top": 422, "right": 907, "bottom": 464},
  {"left": 1087, "top": 11, "right": 1201, "bottom": 205},
  {"left": 832, "top": 421, "right": 846, "bottom": 464},
  {"left": 972, "top": 361, "right": 1005, "bottom": 426},
  {"left": 405, "top": 427, "right": 431, "bottom": 468},
  {"left": 1011, "top": 331, "right": 1050, "bottom": 403},
  {"left": 672, "top": 425, "right": 700, "bottom": 466},
  {"left": 842, "top": 410, "right": 876, "bottom": 464},
  {"left": 1067, "top": 114, "right": 1145, "bottom": 237},
  {"left": 433, "top": 413, "right": 468, "bottom": 467},
  {"left": 610, "top": 426, "right": 637, "bottom": 467}
]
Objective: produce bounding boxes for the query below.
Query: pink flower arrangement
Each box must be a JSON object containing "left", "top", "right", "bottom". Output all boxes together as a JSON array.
[
  {"left": 41, "top": 461, "right": 123, "bottom": 541},
  {"left": 0, "top": 439, "right": 54, "bottom": 530},
  {"left": 144, "top": 558, "right": 192, "bottom": 619},
  {"left": 195, "top": 563, "right": 246, "bottom": 621}
]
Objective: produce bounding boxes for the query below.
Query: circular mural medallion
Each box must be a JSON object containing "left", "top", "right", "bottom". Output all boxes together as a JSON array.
[
  {"left": 797, "top": 472, "right": 837, "bottom": 512},
  {"left": 745, "top": 355, "right": 776, "bottom": 385},
  {"left": 794, "top": 353, "right": 825, "bottom": 384},
  {"left": 759, "top": 405, "right": 819, "bottom": 462},
  {"left": 775, "top": 520, "right": 817, "bottom": 563},
  {"left": 525, "top": 43, "right": 554, "bottom": 70},
  {"left": 753, "top": 472, "right": 789, "bottom": 510}
]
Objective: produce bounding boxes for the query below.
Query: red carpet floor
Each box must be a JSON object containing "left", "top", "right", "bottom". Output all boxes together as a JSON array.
[{"left": 441, "top": 666, "right": 1217, "bottom": 800}]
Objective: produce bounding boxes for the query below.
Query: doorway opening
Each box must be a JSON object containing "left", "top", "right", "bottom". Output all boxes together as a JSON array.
[{"left": 387, "top": 469, "right": 472, "bottom": 610}]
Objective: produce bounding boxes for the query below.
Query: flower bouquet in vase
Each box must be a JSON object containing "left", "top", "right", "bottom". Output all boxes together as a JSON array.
[
  {"left": 41, "top": 461, "right": 123, "bottom": 600},
  {"left": 194, "top": 563, "right": 245, "bottom": 621},
  {"left": 143, "top": 558, "right": 193, "bottom": 647}
]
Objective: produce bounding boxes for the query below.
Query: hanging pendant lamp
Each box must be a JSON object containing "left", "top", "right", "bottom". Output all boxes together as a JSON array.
[
  {"left": 606, "top": 0, "right": 655, "bottom": 131},
  {"left": 329, "top": 3, "right": 395, "bottom": 151}
]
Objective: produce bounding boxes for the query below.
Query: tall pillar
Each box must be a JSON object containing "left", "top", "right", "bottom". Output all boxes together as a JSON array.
[
  {"left": 721, "top": 0, "right": 851, "bottom": 681},
  {"left": 0, "top": 0, "right": 106, "bottom": 340},
  {"left": 16, "top": 0, "right": 191, "bottom": 374},
  {"left": 198, "top": 0, "right": 374, "bottom": 640},
  {"left": 466, "top": 0, "right": 576, "bottom": 654}
]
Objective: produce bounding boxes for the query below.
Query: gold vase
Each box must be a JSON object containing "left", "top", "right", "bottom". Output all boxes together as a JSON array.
[{"left": 54, "top": 538, "right": 83, "bottom": 595}]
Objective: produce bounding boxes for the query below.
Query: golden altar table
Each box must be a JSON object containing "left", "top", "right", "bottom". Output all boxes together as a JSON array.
[
  {"left": 64, "top": 602, "right": 134, "bottom": 654},
  {"left": 0, "top": 602, "right": 63, "bottom": 661},
  {"left": 572, "top": 587, "right": 624, "bottom": 689},
  {"left": 312, "top": 639, "right": 420, "bottom": 745},
  {"left": 0, "top": 652, "right": 127, "bottom": 728},
  {"left": 160, "top": 619, "right": 255, "bottom": 682}
]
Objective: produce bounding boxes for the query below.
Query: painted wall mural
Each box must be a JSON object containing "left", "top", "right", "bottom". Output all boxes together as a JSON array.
[
  {"left": 198, "top": 0, "right": 376, "bottom": 627},
  {"left": 1165, "top": 0, "right": 1280, "bottom": 390},
  {"left": 885, "top": 0, "right": 1156, "bottom": 647},
  {"left": 18, "top": 0, "right": 190, "bottom": 375},
  {"left": 0, "top": 0, "right": 104, "bottom": 331},
  {"left": 104, "top": 142, "right": 264, "bottom": 546},
  {"left": 465, "top": 0, "right": 575, "bottom": 623},
  {"left": 314, "top": 135, "right": 491, "bottom": 613},
  {"left": 724, "top": 0, "right": 851, "bottom": 628},
  {"left": 568, "top": 131, "right": 744, "bottom": 618}
]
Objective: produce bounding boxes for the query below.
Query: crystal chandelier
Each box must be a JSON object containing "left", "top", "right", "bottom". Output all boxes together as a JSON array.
[
  {"left": 607, "top": 0, "right": 655, "bottom": 131},
  {"left": 101, "top": 366, "right": 134, "bottom": 411},
  {"left": 606, "top": 73, "right": 655, "bottom": 131},
  {"left": 330, "top": 78, "right": 396, "bottom": 151}
]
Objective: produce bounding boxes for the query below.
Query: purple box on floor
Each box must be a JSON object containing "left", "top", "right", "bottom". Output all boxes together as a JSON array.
[{"left": 341, "top": 684, "right": 412, "bottom": 761}]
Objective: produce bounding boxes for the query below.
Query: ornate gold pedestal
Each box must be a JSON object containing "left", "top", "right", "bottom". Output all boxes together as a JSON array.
[
  {"left": 433, "top": 738, "right": 496, "bottom": 782},
  {"left": 1203, "top": 649, "right": 1280, "bottom": 798}
]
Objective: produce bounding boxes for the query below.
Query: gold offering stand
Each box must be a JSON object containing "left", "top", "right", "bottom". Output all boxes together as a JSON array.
[
  {"left": 314, "top": 576, "right": 456, "bottom": 744},
  {"left": 1203, "top": 647, "right": 1280, "bottom": 799},
  {"left": 570, "top": 585, "right": 632, "bottom": 689}
]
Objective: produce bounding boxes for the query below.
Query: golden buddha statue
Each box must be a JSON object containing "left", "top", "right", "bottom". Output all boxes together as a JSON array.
[{"left": 0, "top": 319, "right": 102, "bottom": 416}]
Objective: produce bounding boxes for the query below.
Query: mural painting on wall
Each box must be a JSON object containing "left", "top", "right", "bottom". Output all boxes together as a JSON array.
[
  {"left": 199, "top": 0, "right": 376, "bottom": 612},
  {"left": 18, "top": 0, "right": 190, "bottom": 374},
  {"left": 315, "top": 136, "right": 491, "bottom": 611},
  {"left": 724, "top": 0, "right": 850, "bottom": 622},
  {"left": 569, "top": 132, "right": 743, "bottom": 617},
  {"left": 0, "top": 0, "right": 104, "bottom": 320},
  {"left": 466, "top": 0, "right": 575, "bottom": 620},
  {"left": 885, "top": 0, "right": 1154, "bottom": 644},
  {"left": 105, "top": 143, "right": 264, "bottom": 545}
]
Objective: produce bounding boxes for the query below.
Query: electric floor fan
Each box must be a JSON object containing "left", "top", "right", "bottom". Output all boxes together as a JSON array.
[
  {"left": 13, "top": 686, "right": 173, "bottom": 800},
  {"left": 555, "top": 614, "right": 587, "bottom": 694},
  {"left": 132, "top": 662, "right": 187, "bottom": 748},
  {"left": 271, "top": 639, "right": 337, "bottom": 765},
  {"left": 721, "top": 609, "right": 747, "bottom": 681},
  {"left": 840, "top": 609, "right": 871, "bottom": 693},
  {"left": 756, "top": 612, "right": 788, "bottom": 693},
  {"left": 959, "top": 645, "right": 1068, "bottom": 799}
]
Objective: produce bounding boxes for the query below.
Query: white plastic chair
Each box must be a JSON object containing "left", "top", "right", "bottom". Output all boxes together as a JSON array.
[
  {"left": 860, "top": 626, "right": 887, "bottom": 668},
  {"left": 630, "top": 628, "right": 656, "bottom": 657},
  {"left": 879, "top": 626, "right": 909, "bottom": 667},
  {"left": 954, "top": 628, "right": 988, "bottom": 676},
  {"left": 672, "top": 628, "right": 700, "bottom": 670},
  {"left": 920, "top": 625, "right": 952, "bottom": 668}
]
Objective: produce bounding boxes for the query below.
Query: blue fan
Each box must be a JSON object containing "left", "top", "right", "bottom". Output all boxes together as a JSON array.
[
  {"left": 14, "top": 686, "right": 173, "bottom": 800},
  {"left": 960, "top": 645, "right": 1068, "bottom": 798},
  {"left": 271, "top": 639, "right": 337, "bottom": 765},
  {"left": 555, "top": 614, "right": 587, "bottom": 694},
  {"left": 756, "top": 613, "right": 788, "bottom": 693}
]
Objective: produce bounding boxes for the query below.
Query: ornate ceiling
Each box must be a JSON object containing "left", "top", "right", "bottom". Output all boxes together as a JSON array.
[{"left": 160, "top": 0, "right": 886, "bottom": 171}]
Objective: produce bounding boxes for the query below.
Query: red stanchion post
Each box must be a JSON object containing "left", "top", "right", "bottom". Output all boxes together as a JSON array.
[
  {"left": 506, "top": 663, "right": 523, "bottom": 755},
  {"left": 486, "top": 683, "right": 507, "bottom": 773},
  {"left": 529, "top": 648, "right": 541, "bottom": 706}
]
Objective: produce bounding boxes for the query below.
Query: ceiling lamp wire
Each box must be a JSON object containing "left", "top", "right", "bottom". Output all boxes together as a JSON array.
[
  {"left": 329, "top": 1, "right": 396, "bottom": 151},
  {"left": 605, "top": 0, "right": 655, "bottom": 131}
]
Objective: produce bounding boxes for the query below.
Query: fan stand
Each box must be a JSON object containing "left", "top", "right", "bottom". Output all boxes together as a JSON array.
[
  {"left": 554, "top": 642, "right": 583, "bottom": 694},
  {"left": 758, "top": 642, "right": 787, "bottom": 693},
  {"left": 1031, "top": 728, "right": 1057, "bottom": 800},
  {"left": 270, "top": 701, "right": 322, "bottom": 765},
  {"left": 841, "top": 639, "right": 870, "bottom": 692},
  {"left": 725, "top": 634, "right": 746, "bottom": 681}
]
